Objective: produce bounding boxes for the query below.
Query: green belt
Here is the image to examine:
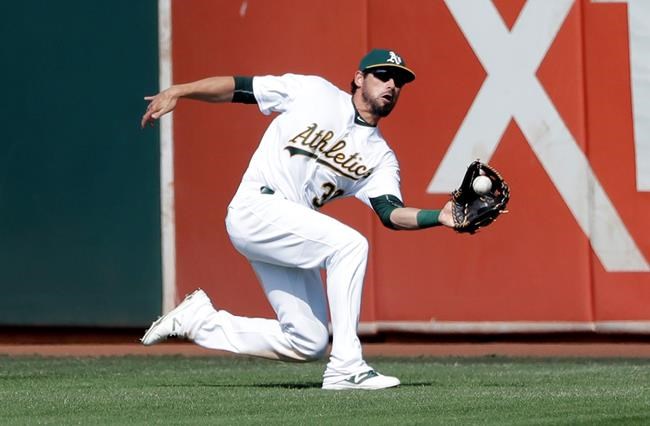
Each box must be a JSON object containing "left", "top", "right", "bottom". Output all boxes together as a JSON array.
[{"left": 260, "top": 186, "right": 275, "bottom": 195}]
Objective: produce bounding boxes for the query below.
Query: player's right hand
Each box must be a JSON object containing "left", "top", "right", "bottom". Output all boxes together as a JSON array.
[{"left": 141, "top": 89, "right": 178, "bottom": 128}]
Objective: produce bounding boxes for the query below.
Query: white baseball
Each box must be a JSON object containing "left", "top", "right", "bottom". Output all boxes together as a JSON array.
[{"left": 472, "top": 175, "right": 492, "bottom": 195}]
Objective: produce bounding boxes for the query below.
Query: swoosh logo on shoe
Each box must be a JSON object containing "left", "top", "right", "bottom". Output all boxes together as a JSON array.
[
  {"left": 172, "top": 317, "right": 181, "bottom": 333},
  {"left": 345, "top": 370, "right": 379, "bottom": 385}
]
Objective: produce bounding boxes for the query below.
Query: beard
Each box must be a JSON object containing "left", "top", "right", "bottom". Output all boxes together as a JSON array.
[{"left": 362, "top": 86, "right": 395, "bottom": 117}]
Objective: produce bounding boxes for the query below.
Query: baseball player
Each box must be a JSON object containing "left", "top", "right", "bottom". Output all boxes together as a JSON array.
[{"left": 141, "top": 49, "right": 456, "bottom": 390}]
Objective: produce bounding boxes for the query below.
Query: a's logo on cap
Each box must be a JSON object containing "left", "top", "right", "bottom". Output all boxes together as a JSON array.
[{"left": 386, "top": 51, "right": 403, "bottom": 65}]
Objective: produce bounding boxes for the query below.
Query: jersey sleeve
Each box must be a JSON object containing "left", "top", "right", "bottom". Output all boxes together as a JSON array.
[
  {"left": 252, "top": 74, "right": 304, "bottom": 115},
  {"left": 354, "top": 151, "right": 403, "bottom": 209}
]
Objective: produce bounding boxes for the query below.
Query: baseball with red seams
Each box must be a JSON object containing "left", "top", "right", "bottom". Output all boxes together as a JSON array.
[{"left": 472, "top": 175, "right": 492, "bottom": 195}]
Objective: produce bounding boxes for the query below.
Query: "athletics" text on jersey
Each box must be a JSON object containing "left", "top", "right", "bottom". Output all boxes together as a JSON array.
[{"left": 286, "top": 123, "right": 372, "bottom": 180}]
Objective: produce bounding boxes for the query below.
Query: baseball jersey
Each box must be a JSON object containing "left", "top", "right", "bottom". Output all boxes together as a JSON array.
[{"left": 231, "top": 73, "right": 402, "bottom": 211}]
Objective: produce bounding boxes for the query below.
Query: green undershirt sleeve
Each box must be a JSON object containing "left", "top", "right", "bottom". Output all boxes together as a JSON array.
[
  {"left": 369, "top": 195, "right": 404, "bottom": 230},
  {"left": 232, "top": 76, "right": 256, "bottom": 104}
]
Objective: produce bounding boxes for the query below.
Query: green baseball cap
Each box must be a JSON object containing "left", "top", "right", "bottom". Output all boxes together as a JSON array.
[{"left": 359, "top": 48, "right": 416, "bottom": 83}]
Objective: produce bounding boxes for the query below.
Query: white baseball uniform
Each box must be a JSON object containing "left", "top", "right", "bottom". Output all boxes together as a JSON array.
[{"left": 188, "top": 74, "right": 402, "bottom": 383}]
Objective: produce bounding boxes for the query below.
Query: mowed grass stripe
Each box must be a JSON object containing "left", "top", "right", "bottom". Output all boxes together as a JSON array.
[{"left": 1, "top": 356, "right": 648, "bottom": 425}]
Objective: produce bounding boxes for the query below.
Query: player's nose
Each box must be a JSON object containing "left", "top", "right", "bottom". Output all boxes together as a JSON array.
[{"left": 386, "top": 78, "right": 402, "bottom": 92}]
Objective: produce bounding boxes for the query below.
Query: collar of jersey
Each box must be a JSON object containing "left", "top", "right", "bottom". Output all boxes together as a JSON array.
[{"left": 352, "top": 99, "right": 376, "bottom": 128}]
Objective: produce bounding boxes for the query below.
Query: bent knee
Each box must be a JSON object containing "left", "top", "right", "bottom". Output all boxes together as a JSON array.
[
  {"left": 285, "top": 321, "right": 329, "bottom": 361},
  {"left": 346, "top": 230, "right": 368, "bottom": 256}
]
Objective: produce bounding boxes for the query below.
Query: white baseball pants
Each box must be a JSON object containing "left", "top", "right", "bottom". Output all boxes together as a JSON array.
[{"left": 189, "top": 188, "right": 370, "bottom": 379}]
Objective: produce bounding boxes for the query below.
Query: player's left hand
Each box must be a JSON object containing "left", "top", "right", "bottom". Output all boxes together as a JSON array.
[
  {"left": 451, "top": 160, "right": 510, "bottom": 234},
  {"left": 438, "top": 201, "right": 455, "bottom": 228}
]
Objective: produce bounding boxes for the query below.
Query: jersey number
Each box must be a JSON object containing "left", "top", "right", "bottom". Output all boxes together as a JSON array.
[{"left": 312, "top": 183, "right": 344, "bottom": 208}]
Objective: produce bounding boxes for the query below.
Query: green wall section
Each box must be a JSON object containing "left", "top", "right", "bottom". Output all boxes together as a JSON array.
[{"left": 0, "top": 1, "right": 162, "bottom": 326}]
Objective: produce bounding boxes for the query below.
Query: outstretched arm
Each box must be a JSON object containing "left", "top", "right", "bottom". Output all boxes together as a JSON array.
[
  {"left": 390, "top": 201, "right": 455, "bottom": 230},
  {"left": 141, "top": 76, "right": 236, "bottom": 128},
  {"left": 370, "top": 195, "right": 455, "bottom": 230}
]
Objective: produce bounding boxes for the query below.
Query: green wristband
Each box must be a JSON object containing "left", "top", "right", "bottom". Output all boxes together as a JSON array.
[{"left": 416, "top": 209, "right": 441, "bottom": 228}]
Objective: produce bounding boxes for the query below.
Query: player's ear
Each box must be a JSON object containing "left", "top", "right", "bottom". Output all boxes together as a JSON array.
[{"left": 353, "top": 71, "right": 364, "bottom": 90}]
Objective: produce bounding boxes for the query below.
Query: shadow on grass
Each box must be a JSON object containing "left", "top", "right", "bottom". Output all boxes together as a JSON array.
[
  {"left": 156, "top": 382, "right": 322, "bottom": 389},
  {"left": 156, "top": 381, "right": 436, "bottom": 389}
]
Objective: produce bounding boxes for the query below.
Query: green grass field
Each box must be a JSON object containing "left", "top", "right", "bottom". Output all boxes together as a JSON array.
[{"left": 1, "top": 355, "right": 649, "bottom": 425}]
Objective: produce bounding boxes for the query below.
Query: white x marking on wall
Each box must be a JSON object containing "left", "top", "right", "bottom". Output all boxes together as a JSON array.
[{"left": 428, "top": 0, "right": 648, "bottom": 272}]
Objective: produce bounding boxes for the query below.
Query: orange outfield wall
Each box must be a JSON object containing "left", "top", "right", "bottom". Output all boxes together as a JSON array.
[{"left": 170, "top": 0, "right": 650, "bottom": 331}]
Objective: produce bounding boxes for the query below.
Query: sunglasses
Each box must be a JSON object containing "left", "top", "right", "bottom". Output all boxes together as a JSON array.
[{"left": 367, "top": 69, "right": 408, "bottom": 88}]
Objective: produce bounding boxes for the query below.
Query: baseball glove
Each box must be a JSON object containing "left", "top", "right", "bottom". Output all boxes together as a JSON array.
[{"left": 451, "top": 160, "right": 510, "bottom": 234}]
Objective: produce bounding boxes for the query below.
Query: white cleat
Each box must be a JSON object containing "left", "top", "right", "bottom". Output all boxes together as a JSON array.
[
  {"left": 322, "top": 370, "right": 400, "bottom": 390},
  {"left": 141, "top": 289, "right": 211, "bottom": 346}
]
